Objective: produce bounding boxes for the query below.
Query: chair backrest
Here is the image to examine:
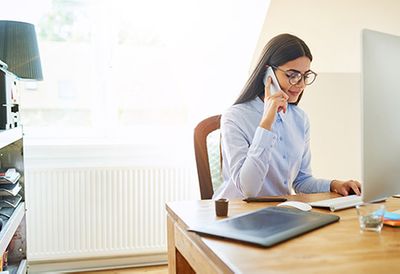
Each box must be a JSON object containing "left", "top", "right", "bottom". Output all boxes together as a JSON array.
[{"left": 194, "top": 115, "right": 222, "bottom": 200}]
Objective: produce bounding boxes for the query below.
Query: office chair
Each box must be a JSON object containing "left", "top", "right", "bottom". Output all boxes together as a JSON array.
[{"left": 194, "top": 115, "right": 223, "bottom": 199}]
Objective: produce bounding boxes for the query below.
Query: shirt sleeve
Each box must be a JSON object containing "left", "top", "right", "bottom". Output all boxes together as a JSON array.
[
  {"left": 221, "top": 117, "right": 278, "bottom": 197},
  {"left": 292, "top": 115, "right": 331, "bottom": 193}
]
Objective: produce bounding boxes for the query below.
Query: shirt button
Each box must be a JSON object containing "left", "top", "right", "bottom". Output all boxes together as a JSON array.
[
  {"left": 283, "top": 155, "right": 286, "bottom": 159},
  {"left": 284, "top": 180, "right": 288, "bottom": 185},
  {"left": 279, "top": 137, "right": 283, "bottom": 141}
]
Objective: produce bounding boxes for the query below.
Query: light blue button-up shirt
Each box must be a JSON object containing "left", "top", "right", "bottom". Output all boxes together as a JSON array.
[{"left": 213, "top": 97, "right": 331, "bottom": 199}]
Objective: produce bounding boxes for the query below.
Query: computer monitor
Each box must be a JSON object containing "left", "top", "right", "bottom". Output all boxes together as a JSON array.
[{"left": 361, "top": 29, "right": 400, "bottom": 202}]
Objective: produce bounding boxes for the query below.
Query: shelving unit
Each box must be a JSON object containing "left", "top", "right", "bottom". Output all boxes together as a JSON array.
[{"left": 0, "top": 127, "right": 26, "bottom": 273}]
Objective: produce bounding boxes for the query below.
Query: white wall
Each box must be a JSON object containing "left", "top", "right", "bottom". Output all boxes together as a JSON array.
[
  {"left": 252, "top": 0, "right": 400, "bottom": 181},
  {"left": 254, "top": 0, "right": 400, "bottom": 73}
]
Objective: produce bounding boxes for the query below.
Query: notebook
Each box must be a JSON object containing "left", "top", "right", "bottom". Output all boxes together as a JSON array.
[{"left": 188, "top": 206, "right": 339, "bottom": 247}]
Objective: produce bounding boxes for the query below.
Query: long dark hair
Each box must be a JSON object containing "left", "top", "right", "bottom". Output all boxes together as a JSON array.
[{"left": 234, "top": 33, "right": 313, "bottom": 105}]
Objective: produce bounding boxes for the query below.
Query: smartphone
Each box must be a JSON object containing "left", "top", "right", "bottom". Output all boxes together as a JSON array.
[{"left": 263, "top": 66, "right": 281, "bottom": 95}]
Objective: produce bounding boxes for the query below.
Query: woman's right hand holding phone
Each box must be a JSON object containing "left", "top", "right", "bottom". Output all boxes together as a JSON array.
[{"left": 259, "top": 76, "right": 289, "bottom": 131}]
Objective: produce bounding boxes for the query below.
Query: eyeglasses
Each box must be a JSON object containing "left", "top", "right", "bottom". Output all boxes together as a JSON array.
[{"left": 271, "top": 65, "right": 317, "bottom": 86}]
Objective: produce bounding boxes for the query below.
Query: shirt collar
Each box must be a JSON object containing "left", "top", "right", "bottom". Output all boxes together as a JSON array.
[{"left": 253, "top": 97, "right": 286, "bottom": 122}]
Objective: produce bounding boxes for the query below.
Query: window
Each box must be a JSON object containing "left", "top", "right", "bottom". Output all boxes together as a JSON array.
[{"left": 4, "top": 0, "right": 269, "bottom": 146}]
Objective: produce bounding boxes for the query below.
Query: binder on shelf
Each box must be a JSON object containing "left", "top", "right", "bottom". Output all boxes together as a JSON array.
[
  {"left": 0, "top": 168, "right": 20, "bottom": 185},
  {"left": 0, "top": 183, "right": 21, "bottom": 196},
  {"left": 0, "top": 194, "right": 22, "bottom": 208}
]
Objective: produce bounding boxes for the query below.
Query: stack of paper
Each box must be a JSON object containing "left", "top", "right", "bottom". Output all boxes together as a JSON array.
[
  {"left": 0, "top": 183, "right": 21, "bottom": 196},
  {"left": 0, "top": 207, "right": 14, "bottom": 218},
  {"left": 0, "top": 168, "right": 21, "bottom": 185},
  {"left": 383, "top": 210, "right": 400, "bottom": 227},
  {"left": 0, "top": 168, "right": 22, "bottom": 203},
  {"left": 0, "top": 194, "right": 22, "bottom": 208}
]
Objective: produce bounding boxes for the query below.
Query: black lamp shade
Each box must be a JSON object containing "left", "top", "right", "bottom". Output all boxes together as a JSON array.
[{"left": 0, "top": 20, "right": 43, "bottom": 80}]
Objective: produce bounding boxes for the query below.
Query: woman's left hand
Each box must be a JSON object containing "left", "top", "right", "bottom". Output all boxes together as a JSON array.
[{"left": 330, "top": 180, "right": 362, "bottom": 196}]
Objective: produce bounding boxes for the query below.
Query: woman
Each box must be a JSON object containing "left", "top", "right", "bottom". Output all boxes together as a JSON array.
[{"left": 213, "top": 33, "right": 361, "bottom": 199}]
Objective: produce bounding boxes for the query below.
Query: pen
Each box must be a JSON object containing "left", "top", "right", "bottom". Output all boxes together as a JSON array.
[{"left": 243, "top": 197, "right": 287, "bottom": 203}]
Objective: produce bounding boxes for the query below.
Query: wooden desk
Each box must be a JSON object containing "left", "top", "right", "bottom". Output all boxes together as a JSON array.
[{"left": 166, "top": 193, "right": 400, "bottom": 273}]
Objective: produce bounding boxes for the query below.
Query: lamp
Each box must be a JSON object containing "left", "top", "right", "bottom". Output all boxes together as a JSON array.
[{"left": 0, "top": 20, "right": 43, "bottom": 80}]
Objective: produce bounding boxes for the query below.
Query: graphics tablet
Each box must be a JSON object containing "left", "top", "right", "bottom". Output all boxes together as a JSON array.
[{"left": 188, "top": 206, "right": 339, "bottom": 247}]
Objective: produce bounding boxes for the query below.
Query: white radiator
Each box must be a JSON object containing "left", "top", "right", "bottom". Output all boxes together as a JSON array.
[{"left": 25, "top": 167, "right": 199, "bottom": 261}]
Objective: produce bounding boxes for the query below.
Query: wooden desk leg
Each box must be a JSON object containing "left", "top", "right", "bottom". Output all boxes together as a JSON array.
[
  {"left": 167, "top": 214, "right": 176, "bottom": 274},
  {"left": 176, "top": 249, "right": 195, "bottom": 274},
  {"left": 167, "top": 214, "right": 195, "bottom": 274}
]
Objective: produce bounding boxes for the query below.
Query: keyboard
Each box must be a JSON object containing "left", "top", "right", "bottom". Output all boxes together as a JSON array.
[{"left": 308, "top": 195, "right": 363, "bottom": 211}]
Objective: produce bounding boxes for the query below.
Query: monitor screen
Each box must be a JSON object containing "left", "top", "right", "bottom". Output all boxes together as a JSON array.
[{"left": 361, "top": 29, "right": 400, "bottom": 202}]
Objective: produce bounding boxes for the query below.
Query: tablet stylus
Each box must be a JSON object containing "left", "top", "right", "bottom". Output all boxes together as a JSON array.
[{"left": 243, "top": 197, "right": 287, "bottom": 203}]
